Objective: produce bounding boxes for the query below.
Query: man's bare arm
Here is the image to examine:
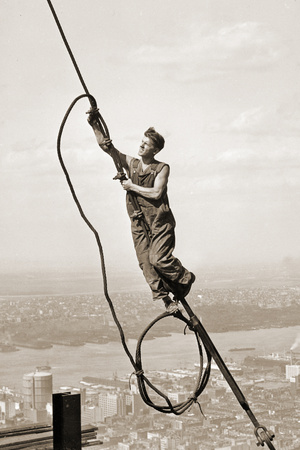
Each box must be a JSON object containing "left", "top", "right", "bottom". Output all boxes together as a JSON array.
[
  {"left": 87, "top": 115, "right": 132, "bottom": 171},
  {"left": 121, "top": 165, "right": 169, "bottom": 200}
]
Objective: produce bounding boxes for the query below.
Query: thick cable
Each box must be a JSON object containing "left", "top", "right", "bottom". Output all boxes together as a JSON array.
[
  {"left": 47, "top": 0, "right": 90, "bottom": 96},
  {"left": 47, "top": 2, "right": 277, "bottom": 445},
  {"left": 56, "top": 95, "right": 212, "bottom": 415},
  {"left": 134, "top": 310, "right": 211, "bottom": 415},
  {"left": 47, "top": 0, "right": 212, "bottom": 414},
  {"left": 46, "top": 1, "right": 110, "bottom": 140},
  {"left": 57, "top": 94, "right": 137, "bottom": 371},
  {"left": 57, "top": 94, "right": 211, "bottom": 398},
  {"left": 47, "top": 0, "right": 211, "bottom": 412}
]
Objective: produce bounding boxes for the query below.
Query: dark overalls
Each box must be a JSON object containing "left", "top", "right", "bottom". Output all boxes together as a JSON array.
[{"left": 126, "top": 158, "right": 192, "bottom": 301}]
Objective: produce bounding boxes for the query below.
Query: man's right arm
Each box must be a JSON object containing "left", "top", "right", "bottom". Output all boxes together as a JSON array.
[{"left": 88, "top": 115, "right": 132, "bottom": 171}]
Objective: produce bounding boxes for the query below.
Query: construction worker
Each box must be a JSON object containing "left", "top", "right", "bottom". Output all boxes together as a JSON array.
[{"left": 88, "top": 115, "right": 195, "bottom": 312}]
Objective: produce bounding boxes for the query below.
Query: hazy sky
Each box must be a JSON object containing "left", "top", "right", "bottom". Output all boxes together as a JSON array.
[{"left": 1, "top": 0, "right": 300, "bottom": 275}]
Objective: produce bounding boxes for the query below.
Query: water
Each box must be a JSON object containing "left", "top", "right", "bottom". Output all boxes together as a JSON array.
[{"left": 1, "top": 326, "right": 299, "bottom": 393}]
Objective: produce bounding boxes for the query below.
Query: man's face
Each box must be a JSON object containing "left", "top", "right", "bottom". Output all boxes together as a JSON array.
[{"left": 138, "top": 136, "right": 157, "bottom": 159}]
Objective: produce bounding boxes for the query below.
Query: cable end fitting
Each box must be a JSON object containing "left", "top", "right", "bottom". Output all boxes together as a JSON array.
[{"left": 86, "top": 106, "right": 99, "bottom": 115}]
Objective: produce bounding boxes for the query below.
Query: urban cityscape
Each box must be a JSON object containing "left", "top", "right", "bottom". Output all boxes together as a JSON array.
[{"left": 0, "top": 267, "right": 300, "bottom": 449}]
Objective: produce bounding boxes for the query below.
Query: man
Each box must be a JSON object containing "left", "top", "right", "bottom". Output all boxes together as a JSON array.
[{"left": 88, "top": 115, "right": 195, "bottom": 312}]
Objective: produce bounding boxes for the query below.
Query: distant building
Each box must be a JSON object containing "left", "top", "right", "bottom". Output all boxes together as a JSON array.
[
  {"left": 168, "top": 392, "right": 188, "bottom": 403},
  {"left": 285, "top": 364, "right": 300, "bottom": 379},
  {"left": 287, "top": 365, "right": 300, "bottom": 395},
  {"left": 81, "top": 404, "right": 103, "bottom": 425},
  {"left": 98, "top": 392, "right": 119, "bottom": 420},
  {"left": 0, "top": 396, "right": 16, "bottom": 424},
  {"left": 124, "top": 391, "right": 144, "bottom": 416},
  {"left": 22, "top": 371, "right": 52, "bottom": 424},
  {"left": 94, "top": 390, "right": 145, "bottom": 423}
]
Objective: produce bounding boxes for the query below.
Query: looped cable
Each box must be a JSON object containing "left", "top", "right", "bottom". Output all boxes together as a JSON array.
[{"left": 134, "top": 311, "right": 211, "bottom": 415}]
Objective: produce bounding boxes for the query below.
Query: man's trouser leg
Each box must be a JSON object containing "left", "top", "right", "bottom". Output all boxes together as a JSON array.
[
  {"left": 131, "top": 220, "right": 169, "bottom": 301},
  {"left": 149, "top": 221, "right": 192, "bottom": 287}
]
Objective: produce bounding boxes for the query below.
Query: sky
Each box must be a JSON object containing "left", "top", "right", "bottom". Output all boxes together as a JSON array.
[{"left": 1, "top": 0, "right": 300, "bottom": 278}]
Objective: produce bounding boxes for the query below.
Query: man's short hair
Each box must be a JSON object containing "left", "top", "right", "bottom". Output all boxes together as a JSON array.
[{"left": 144, "top": 127, "right": 165, "bottom": 151}]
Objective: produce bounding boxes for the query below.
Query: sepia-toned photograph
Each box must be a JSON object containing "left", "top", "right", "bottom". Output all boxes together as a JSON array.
[{"left": 1, "top": 1, "right": 299, "bottom": 448}]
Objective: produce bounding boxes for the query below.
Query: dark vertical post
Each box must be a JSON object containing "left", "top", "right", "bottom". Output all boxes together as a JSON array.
[{"left": 53, "top": 392, "right": 81, "bottom": 450}]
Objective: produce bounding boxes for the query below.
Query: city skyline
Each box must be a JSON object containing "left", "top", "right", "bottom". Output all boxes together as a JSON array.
[
  {"left": 1, "top": 336, "right": 300, "bottom": 449},
  {"left": 1, "top": 0, "right": 300, "bottom": 276}
]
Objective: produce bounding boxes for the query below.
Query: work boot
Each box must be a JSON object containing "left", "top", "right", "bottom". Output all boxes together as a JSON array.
[
  {"left": 163, "top": 296, "right": 180, "bottom": 313},
  {"left": 176, "top": 272, "right": 196, "bottom": 299}
]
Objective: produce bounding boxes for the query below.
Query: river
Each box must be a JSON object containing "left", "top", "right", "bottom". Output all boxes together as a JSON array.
[{"left": 1, "top": 326, "right": 299, "bottom": 392}]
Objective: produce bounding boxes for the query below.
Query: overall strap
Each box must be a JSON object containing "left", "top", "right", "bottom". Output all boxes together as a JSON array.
[
  {"left": 151, "top": 161, "right": 167, "bottom": 178},
  {"left": 129, "top": 158, "right": 140, "bottom": 184}
]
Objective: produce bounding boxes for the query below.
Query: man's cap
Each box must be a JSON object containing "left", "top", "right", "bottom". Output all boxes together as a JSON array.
[{"left": 144, "top": 127, "right": 165, "bottom": 150}]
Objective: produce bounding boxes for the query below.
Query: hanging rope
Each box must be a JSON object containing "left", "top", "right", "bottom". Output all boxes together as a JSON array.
[
  {"left": 47, "top": 0, "right": 90, "bottom": 97},
  {"left": 46, "top": 5, "right": 277, "bottom": 447},
  {"left": 56, "top": 93, "right": 211, "bottom": 415},
  {"left": 56, "top": 93, "right": 135, "bottom": 370},
  {"left": 46, "top": 0, "right": 212, "bottom": 414}
]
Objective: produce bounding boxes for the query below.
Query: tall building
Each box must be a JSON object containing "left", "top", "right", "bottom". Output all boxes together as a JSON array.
[
  {"left": 23, "top": 370, "right": 53, "bottom": 423},
  {"left": 124, "top": 391, "right": 144, "bottom": 416},
  {"left": 0, "top": 396, "right": 16, "bottom": 424},
  {"left": 285, "top": 364, "right": 300, "bottom": 379}
]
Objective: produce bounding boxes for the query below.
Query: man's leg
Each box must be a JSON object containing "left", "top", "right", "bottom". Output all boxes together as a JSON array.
[
  {"left": 131, "top": 221, "right": 170, "bottom": 301},
  {"left": 149, "top": 222, "right": 195, "bottom": 296}
]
